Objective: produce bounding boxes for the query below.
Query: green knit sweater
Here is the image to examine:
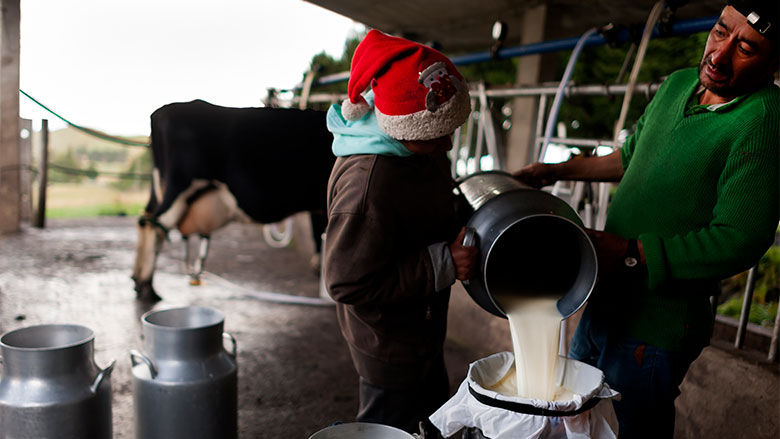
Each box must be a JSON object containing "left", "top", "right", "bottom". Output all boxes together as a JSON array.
[{"left": 600, "top": 68, "right": 779, "bottom": 351}]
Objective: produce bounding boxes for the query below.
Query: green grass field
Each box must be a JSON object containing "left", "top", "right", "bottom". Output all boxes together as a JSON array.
[{"left": 43, "top": 183, "right": 148, "bottom": 219}]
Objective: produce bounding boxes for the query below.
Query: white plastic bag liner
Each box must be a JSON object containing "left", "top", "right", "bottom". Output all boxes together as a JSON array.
[{"left": 430, "top": 352, "right": 619, "bottom": 439}]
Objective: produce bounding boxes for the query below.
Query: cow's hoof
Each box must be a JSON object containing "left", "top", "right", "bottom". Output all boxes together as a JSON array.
[{"left": 134, "top": 281, "right": 162, "bottom": 303}]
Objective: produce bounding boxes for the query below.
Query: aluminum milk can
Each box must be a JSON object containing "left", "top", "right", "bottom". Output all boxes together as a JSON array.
[
  {"left": 131, "top": 306, "right": 237, "bottom": 439},
  {"left": 0, "top": 324, "right": 114, "bottom": 439},
  {"left": 455, "top": 171, "right": 598, "bottom": 318}
]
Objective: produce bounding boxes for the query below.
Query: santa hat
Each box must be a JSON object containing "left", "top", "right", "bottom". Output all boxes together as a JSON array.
[{"left": 341, "top": 29, "right": 472, "bottom": 141}]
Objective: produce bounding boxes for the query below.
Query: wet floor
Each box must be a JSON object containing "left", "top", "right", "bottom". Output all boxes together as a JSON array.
[
  {"left": 1, "top": 217, "right": 778, "bottom": 438},
  {"left": 0, "top": 216, "right": 476, "bottom": 438}
]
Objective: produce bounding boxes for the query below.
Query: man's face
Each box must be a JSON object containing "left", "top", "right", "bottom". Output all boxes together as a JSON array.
[{"left": 699, "top": 6, "right": 776, "bottom": 99}]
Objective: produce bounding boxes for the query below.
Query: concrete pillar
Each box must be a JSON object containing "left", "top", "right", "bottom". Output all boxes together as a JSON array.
[
  {"left": 0, "top": 0, "right": 20, "bottom": 234},
  {"left": 504, "top": 3, "right": 547, "bottom": 172}
]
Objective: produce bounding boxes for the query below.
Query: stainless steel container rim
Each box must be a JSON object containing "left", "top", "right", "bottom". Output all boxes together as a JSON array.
[
  {"left": 308, "top": 422, "right": 415, "bottom": 439},
  {"left": 482, "top": 213, "right": 598, "bottom": 318},
  {"left": 142, "top": 305, "right": 225, "bottom": 331},
  {"left": 0, "top": 323, "right": 94, "bottom": 352},
  {"left": 455, "top": 169, "right": 514, "bottom": 183}
]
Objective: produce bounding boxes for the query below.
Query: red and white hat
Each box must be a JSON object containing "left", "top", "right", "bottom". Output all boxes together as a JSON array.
[{"left": 341, "top": 29, "right": 472, "bottom": 141}]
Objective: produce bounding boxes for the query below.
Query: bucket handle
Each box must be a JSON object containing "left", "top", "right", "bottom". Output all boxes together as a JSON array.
[
  {"left": 223, "top": 332, "right": 237, "bottom": 358},
  {"left": 90, "top": 360, "right": 116, "bottom": 394},
  {"left": 130, "top": 350, "right": 157, "bottom": 379}
]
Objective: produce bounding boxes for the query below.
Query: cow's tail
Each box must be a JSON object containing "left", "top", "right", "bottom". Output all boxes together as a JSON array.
[
  {"left": 144, "top": 107, "right": 169, "bottom": 215},
  {"left": 152, "top": 168, "right": 163, "bottom": 206}
]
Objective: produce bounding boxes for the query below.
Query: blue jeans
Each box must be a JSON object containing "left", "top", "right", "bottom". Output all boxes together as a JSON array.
[{"left": 568, "top": 307, "right": 705, "bottom": 439}]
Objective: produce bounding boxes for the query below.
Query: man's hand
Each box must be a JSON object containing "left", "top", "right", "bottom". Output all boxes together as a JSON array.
[
  {"left": 512, "top": 162, "right": 558, "bottom": 188},
  {"left": 585, "top": 229, "right": 644, "bottom": 277},
  {"left": 449, "top": 227, "right": 479, "bottom": 281},
  {"left": 513, "top": 151, "right": 625, "bottom": 187}
]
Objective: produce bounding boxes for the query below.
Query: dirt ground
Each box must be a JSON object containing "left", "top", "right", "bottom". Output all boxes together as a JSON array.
[{"left": 0, "top": 216, "right": 478, "bottom": 438}]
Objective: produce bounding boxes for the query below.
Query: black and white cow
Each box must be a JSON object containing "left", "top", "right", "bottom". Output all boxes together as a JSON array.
[{"left": 132, "top": 99, "right": 335, "bottom": 302}]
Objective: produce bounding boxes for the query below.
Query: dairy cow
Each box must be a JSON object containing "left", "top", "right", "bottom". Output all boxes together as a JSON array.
[{"left": 132, "top": 100, "right": 335, "bottom": 302}]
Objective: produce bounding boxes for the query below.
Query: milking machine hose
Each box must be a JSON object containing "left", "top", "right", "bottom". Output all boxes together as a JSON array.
[
  {"left": 202, "top": 271, "right": 335, "bottom": 307},
  {"left": 538, "top": 27, "right": 598, "bottom": 162}
]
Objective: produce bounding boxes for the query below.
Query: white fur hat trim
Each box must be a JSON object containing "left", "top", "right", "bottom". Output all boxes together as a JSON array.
[
  {"left": 341, "top": 97, "right": 371, "bottom": 121},
  {"left": 375, "top": 79, "right": 471, "bottom": 141}
]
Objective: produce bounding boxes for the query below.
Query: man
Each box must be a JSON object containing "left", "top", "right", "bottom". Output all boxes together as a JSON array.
[
  {"left": 514, "top": 1, "right": 778, "bottom": 437},
  {"left": 323, "top": 30, "right": 478, "bottom": 435}
]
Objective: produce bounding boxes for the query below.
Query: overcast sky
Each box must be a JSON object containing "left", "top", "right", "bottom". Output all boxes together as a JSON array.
[{"left": 19, "top": 0, "right": 361, "bottom": 135}]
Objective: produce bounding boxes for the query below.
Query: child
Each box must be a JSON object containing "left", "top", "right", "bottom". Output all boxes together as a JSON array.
[{"left": 323, "top": 29, "right": 477, "bottom": 435}]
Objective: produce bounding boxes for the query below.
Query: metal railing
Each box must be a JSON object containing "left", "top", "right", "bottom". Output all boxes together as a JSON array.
[
  {"left": 297, "top": 79, "right": 780, "bottom": 361},
  {"left": 731, "top": 260, "right": 780, "bottom": 362}
]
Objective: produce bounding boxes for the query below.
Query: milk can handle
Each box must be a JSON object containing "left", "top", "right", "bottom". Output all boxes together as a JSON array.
[
  {"left": 130, "top": 350, "right": 157, "bottom": 379},
  {"left": 462, "top": 227, "right": 477, "bottom": 246},
  {"left": 461, "top": 227, "right": 477, "bottom": 286},
  {"left": 90, "top": 359, "right": 116, "bottom": 394},
  {"left": 223, "top": 332, "right": 237, "bottom": 358}
]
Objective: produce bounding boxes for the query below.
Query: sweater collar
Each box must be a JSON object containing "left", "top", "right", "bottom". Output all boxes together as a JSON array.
[{"left": 685, "top": 83, "right": 748, "bottom": 116}]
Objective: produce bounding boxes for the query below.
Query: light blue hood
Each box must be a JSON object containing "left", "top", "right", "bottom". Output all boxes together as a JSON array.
[{"left": 326, "top": 91, "right": 412, "bottom": 157}]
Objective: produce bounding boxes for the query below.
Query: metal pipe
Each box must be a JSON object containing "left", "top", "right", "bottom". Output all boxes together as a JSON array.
[
  {"left": 295, "top": 16, "right": 718, "bottom": 89},
  {"left": 769, "top": 302, "right": 780, "bottom": 362},
  {"left": 451, "top": 16, "right": 717, "bottom": 66},
  {"left": 298, "top": 82, "right": 664, "bottom": 106},
  {"left": 532, "top": 94, "right": 547, "bottom": 160},
  {"left": 483, "top": 82, "right": 663, "bottom": 98},
  {"left": 596, "top": 0, "right": 666, "bottom": 231},
  {"left": 735, "top": 266, "right": 758, "bottom": 349},
  {"left": 477, "top": 81, "right": 502, "bottom": 169},
  {"left": 451, "top": 124, "right": 461, "bottom": 177}
]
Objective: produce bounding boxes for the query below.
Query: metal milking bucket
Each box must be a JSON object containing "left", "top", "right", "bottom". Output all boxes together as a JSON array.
[
  {"left": 309, "top": 422, "right": 416, "bottom": 438},
  {"left": 0, "top": 324, "right": 114, "bottom": 439},
  {"left": 130, "top": 306, "right": 238, "bottom": 439},
  {"left": 456, "top": 171, "right": 597, "bottom": 318}
]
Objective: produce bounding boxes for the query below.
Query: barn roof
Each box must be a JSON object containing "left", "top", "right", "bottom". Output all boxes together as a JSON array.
[{"left": 303, "top": 0, "right": 723, "bottom": 52}]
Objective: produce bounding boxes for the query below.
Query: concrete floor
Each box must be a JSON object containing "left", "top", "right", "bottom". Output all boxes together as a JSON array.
[
  {"left": 0, "top": 216, "right": 777, "bottom": 438},
  {"left": 0, "top": 216, "right": 478, "bottom": 438}
]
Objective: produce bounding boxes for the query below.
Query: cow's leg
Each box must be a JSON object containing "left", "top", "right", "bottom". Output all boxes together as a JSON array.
[
  {"left": 176, "top": 184, "right": 244, "bottom": 287},
  {"left": 184, "top": 234, "right": 210, "bottom": 286},
  {"left": 191, "top": 235, "right": 210, "bottom": 285},
  {"left": 183, "top": 235, "right": 193, "bottom": 283},
  {"left": 132, "top": 215, "right": 165, "bottom": 302},
  {"left": 132, "top": 180, "right": 210, "bottom": 301},
  {"left": 309, "top": 211, "right": 328, "bottom": 273}
]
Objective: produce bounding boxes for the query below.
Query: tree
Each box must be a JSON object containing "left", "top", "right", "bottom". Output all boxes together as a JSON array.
[
  {"left": 297, "top": 30, "right": 365, "bottom": 110},
  {"left": 555, "top": 33, "right": 708, "bottom": 139}
]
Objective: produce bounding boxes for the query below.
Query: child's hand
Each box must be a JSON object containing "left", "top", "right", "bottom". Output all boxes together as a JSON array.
[{"left": 449, "top": 227, "right": 479, "bottom": 281}]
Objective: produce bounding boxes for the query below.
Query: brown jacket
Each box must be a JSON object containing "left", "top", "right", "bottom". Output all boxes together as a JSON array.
[{"left": 324, "top": 153, "right": 460, "bottom": 388}]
